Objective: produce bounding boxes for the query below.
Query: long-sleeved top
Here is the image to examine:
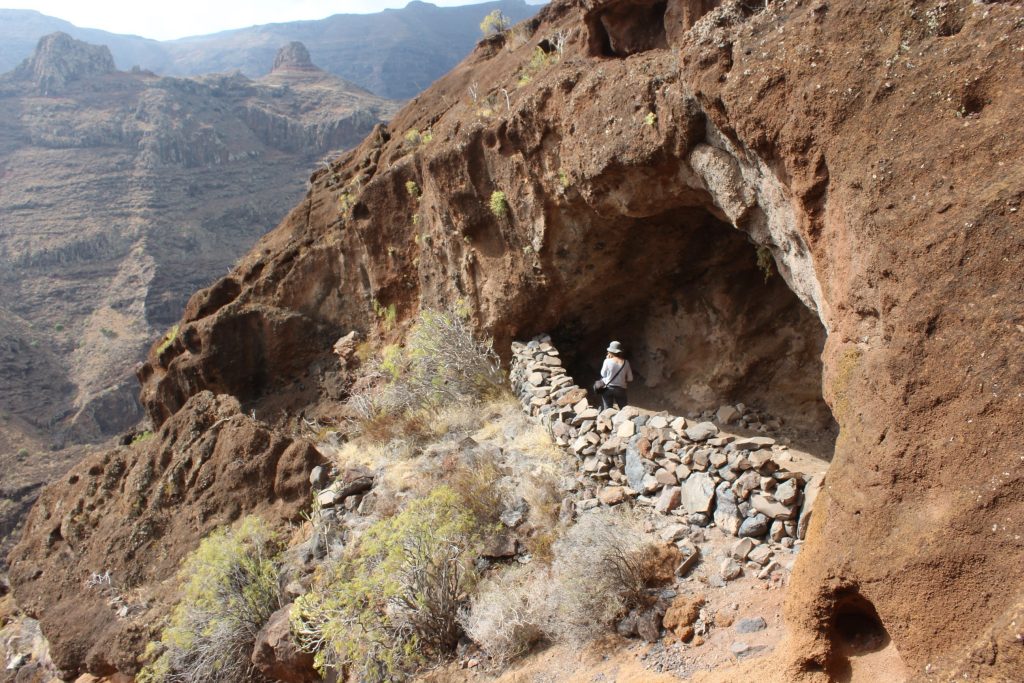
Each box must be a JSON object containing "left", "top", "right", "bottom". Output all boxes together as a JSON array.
[{"left": 600, "top": 358, "right": 633, "bottom": 388}]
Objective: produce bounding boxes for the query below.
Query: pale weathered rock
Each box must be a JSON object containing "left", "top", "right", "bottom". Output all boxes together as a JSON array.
[
  {"left": 681, "top": 472, "right": 716, "bottom": 515},
  {"left": 685, "top": 421, "right": 719, "bottom": 441},
  {"left": 655, "top": 468, "right": 678, "bottom": 486},
  {"left": 775, "top": 478, "right": 800, "bottom": 506},
  {"left": 716, "top": 404, "right": 741, "bottom": 424},
  {"left": 642, "top": 473, "right": 660, "bottom": 494},
  {"left": 720, "top": 559, "right": 743, "bottom": 581},
  {"left": 599, "top": 486, "right": 627, "bottom": 505},
  {"left": 648, "top": 415, "right": 670, "bottom": 429},
  {"left": 710, "top": 450, "right": 728, "bottom": 468},
  {"left": 675, "top": 463, "right": 692, "bottom": 481},
  {"left": 769, "top": 519, "right": 786, "bottom": 542},
  {"left": 731, "top": 537, "right": 755, "bottom": 561},
  {"left": 655, "top": 486, "right": 682, "bottom": 514},
  {"left": 733, "top": 436, "right": 776, "bottom": 451},
  {"left": 747, "top": 545, "right": 773, "bottom": 566},
  {"left": 660, "top": 523, "right": 689, "bottom": 542},
  {"left": 751, "top": 493, "right": 797, "bottom": 521},
  {"left": 714, "top": 482, "right": 743, "bottom": 536},
  {"left": 617, "top": 420, "right": 636, "bottom": 438},
  {"left": 731, "top": 470, "right": 760, "bottom": 500}
]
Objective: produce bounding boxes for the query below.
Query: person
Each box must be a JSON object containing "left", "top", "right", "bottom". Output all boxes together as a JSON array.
[{"left": 599, "top": 340, "right": 633, "bottom": 410}]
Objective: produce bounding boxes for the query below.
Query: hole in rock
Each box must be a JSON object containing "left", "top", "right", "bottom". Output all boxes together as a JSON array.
[
  {"left": 544, "top": 205, "right": 837, "bottom": 460},
  {"left": 586, "top": 0, "right": 668, "bottom": 58},
  {"left": 827, "top": 591, "right": 905, "bottom": 682}
]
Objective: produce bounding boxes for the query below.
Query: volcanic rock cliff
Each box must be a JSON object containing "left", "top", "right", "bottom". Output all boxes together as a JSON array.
[{"left": 8, "top": 0, "right": 1024, "bottom": 681}]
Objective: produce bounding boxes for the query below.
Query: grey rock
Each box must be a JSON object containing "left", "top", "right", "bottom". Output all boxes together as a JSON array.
[
  {"left": 738, "top": 513, "right": 770, "bottom": 538},
  {"left": 688, "top": 512, "right": 711, "bottom": 527},
  {"left": 730, "top": 641, "right": 766, "bottom": 659},
  {"left": 624, "top": 444, "right": 647, "bottom": 492},
  {"left": 309, "top": 466, "right": 329, "bottom": 489},
  {"left": 735, "top": 617, "right": 767, "bottom": 634},
  {"left": 714, "top": 481, "right": 743, "bottom": 536},
  {"left": 770, "top": 520, "right": 786, "bottom": 542},
  {"left": 685, "top": 421, "right": 719, "bottom": 441},
  {"left": 716, "top": 404, "right": 741, "bottom": 424}
]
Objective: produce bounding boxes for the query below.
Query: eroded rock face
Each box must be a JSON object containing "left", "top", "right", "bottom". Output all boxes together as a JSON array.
[
  {"left": 7, "top": 391, "right": 324, "bottom": 676},
  {"left": 12, "top": 31, "right": 115, "bottom": 94},
  {"left": 10, "top": 0, "right": 1024, "bottom": 680}
]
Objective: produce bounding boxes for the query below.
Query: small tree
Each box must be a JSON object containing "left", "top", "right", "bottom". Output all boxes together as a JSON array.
[{"left": 480, "top": 10, "right": 510, "bottom": 37}]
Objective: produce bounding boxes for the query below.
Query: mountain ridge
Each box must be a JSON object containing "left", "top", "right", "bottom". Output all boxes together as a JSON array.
[{"left": 0, "top": 1, "right": 543, "bottom": 99}]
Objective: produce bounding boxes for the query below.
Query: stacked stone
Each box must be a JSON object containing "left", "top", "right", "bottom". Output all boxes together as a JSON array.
[{"left": 509, "top": 335, "right": 819, "bottom": 544}]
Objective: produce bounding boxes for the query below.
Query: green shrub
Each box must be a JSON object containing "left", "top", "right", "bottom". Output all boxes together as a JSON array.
[
  {"left": 54, "top": 323, "right": 64, "bottom": 332},
  {"left": 138, "top": 516, "right": 282, "bottom": 683},
  {"left": 100, "top": 327, "right": 118, "bottom": 339},
  {"left": 131, "top": 431, "right": 154, "bottom": 445},
  {"left": 405, "top": 180, "right": 421, "bottom": 200},
  {"left": 403, "top": 129, "right": 433, "bottom": 149},
  {"left": 348, "top": 306, "right": 504, "bottom": 421},
  {"left": 489, "top": 190, "right": 508, "bottom": 219},
  {"left": 156, "top": 324, "right": 179, "bottom": 355},
  {"left": 479, "top": 9, "right": 510, "bottom": 37},
  {"left": 756, "top": 245, "right": 774, "bottom": 282},
  {"left": 517, "top": 46, "right": 555, "bottom": 87},
  {"left": 644, "top": 111, "right": 657, "bottom": 126},
  {"left": 291, "top": 486, "right": 481, "bottom": 681}
]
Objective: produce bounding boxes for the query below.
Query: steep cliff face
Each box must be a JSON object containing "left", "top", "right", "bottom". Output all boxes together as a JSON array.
[{"left": 9, "top": 0, "right": 1024, "bottom": 680}]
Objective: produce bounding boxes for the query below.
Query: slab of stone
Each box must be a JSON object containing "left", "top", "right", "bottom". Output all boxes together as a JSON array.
[
  {"left": 752, "top": 493, "right": 797, "bottom": 521},
  {"left": 648, "top": 415, "right": 670, "bottom": 429},
  {"left": 670, "top": 416, "right": 688, "bottom": 432},
  {"left": 680, "top": 472, "right": 716, "bottom": 515},
  {"left": 685, "top": 421, "right": 719, "bottom": 441},
  {"left": 717, "top": 404, "right": 741, "bottom": 424},
  {"left": 675, "top": 464, "right": 692, "bottom": 481},
  {"left": 617, "top": 420, "right": 637, "bottom": 438},
  {"left": 642, "top": 473, "right": 660, "bottom": 494},
  {"left": 774, "top": 478, "right": 800, "bottom": 506},
  {"left": 731, "top": 537, "right": 755, "bottom": 561},
  {"left": 624, "top": 444, "right": 647, "bottom": 492},
  {"left": 571, "top": 398, "right": 589, "bottom": 413},
  {"left": 612, "top": 405, "right": 641, "bottom": 425},
  {"left": 655, "top": 486, "right": 682, "bottom": 514},
  {"left": 731, "top": 470, "right": 760, "bottom": 500},
  {"left": 655, "top": 468, "right": 678, "bottom": 486},
  {"left": 733, "top": 435, "right": 776, "bottom": 451}
]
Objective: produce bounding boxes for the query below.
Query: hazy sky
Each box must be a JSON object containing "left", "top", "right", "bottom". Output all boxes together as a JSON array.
[{"left": 3, "top": 1, "right": 538, "bottom": 40}]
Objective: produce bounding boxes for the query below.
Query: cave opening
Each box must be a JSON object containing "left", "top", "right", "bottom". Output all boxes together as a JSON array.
[
  {"left": 544, "top": 204, "right": 837, "bottom": 460},
  {"left": 826, "top": 590, "right": 901, "bottom": 682}
]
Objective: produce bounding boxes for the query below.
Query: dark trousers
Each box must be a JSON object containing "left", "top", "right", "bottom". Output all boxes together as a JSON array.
[{"left": 602, "top": 386, "right": 627, "bottom": 410}]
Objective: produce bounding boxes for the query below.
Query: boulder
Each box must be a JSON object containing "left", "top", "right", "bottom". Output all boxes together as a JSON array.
[
  {"left": 714, "top": 482, "right": 744, "bottom": 536},
  {"left": 680, "top": 472, "right": 716, "bottom": 515},
  {"left": 251, "top": 605, "right": 320, "bottom": 683},
  {"left": 624, "top": 444, "right": 647, "bottom": 492},
  {"left": 663, "top": 594, "right": 705, "bottom": 641},
  {"left": 738, "top": 513, "right": 770, "bottom": 538},
  {"left": 733, "top": 436, "right": 776, "bottom": 451}
]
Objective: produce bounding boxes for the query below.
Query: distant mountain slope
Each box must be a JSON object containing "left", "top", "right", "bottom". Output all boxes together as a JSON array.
[
  {"left": 0, "top": 33, "right": 399, "bottom": 452},
  {"left": 0, "top": 1, "right": 542, "bottom": 99},
  {"left": 0, "top": 9, "right": 170, "bottom": 74}
]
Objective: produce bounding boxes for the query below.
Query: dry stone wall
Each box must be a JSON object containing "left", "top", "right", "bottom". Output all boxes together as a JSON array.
[{"left": 510, "top": 335, "right": 820, "bottom": 544}]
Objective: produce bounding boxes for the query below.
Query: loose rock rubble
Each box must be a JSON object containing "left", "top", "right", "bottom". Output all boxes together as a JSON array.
[{"left": 510, "top": 336, "right": 820, "bottom": 561}]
